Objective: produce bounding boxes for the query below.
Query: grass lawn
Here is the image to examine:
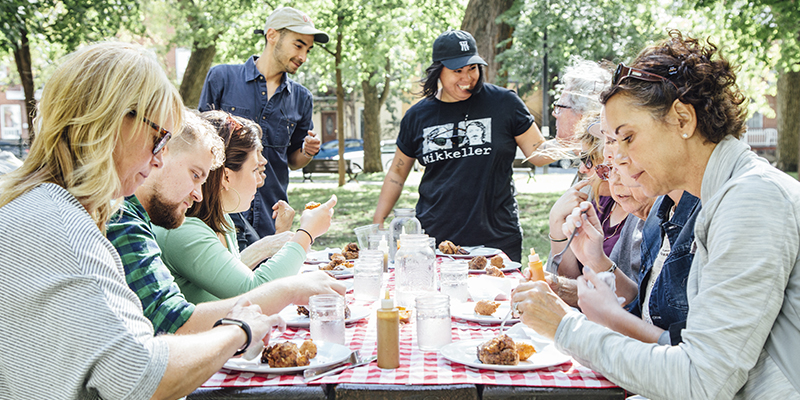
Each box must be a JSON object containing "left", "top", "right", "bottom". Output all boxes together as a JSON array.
[{"left": 287, "top": 172, "right": 561, "bottom": 263}]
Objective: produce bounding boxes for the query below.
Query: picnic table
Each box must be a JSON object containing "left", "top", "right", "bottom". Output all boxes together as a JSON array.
[{"left": 189, "top": 258, "right": 626, "bottom": 400}]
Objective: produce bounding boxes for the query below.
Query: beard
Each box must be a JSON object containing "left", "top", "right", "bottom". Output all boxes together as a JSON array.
[{"left": 147, "top": 188, "right": 186, "bottom": 230}]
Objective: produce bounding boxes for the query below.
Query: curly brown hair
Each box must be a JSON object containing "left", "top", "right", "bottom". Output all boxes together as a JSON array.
[{"left": 600, "top": 30, "right": 747, "bottom": 143}]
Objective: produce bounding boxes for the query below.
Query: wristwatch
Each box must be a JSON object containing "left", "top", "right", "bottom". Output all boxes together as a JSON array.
[{"left": 213, "top": 318, "right": 252, "bottom": 356}]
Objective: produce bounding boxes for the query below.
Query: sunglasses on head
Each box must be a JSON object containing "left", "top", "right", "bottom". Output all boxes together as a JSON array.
[
  {"left": 130, "top": 110, "right": 172, "bottom": 155},
  {"left": 613, "top": 63, "right": 679, "bottom": 92},
  {"left": 579, "top": 152, "right": 612, "bottom": 181}
]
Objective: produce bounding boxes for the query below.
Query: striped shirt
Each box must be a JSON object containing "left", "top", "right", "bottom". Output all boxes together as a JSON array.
[{"left": 0, "top": 184, "right": 168, "bottom": 399}]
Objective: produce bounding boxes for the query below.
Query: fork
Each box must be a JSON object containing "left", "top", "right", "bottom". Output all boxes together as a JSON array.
[
  {"left": 303, "top": 350, "right": 361, "bottom": 380},
  {"left": 548, "top": 211, "right": 585, "bottom": 272},
  {"left": 304, "top": 355, "right": 376, "bottom": 383},
  {"left": 499, "top": 306, "right": 514, "bottom": 335}
]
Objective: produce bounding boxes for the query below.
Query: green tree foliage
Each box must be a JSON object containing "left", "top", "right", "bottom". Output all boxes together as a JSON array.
[{"left": 0, "top": 0, "right": 143, "bottom": 135}]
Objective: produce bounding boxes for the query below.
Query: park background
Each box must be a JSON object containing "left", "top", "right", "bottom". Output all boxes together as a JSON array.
[{"left": 2, "top": 0, "right": 799, "bottom": 252}]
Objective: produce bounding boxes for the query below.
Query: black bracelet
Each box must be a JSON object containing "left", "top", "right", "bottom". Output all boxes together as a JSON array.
[
  {"left": 213, "top": 318, "right": 252, "bottom": 356},
  {"left": 297, "top": 228, "right": 314, "bottom": 245},
  {"left": 548, "top": 233, "right": 568, "bottom": 242}
]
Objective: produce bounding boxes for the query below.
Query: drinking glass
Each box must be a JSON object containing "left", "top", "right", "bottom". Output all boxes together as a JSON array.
[
  {"left": 439, "top": 261, "right": 469, "bottom": 303},
  {"left": 308, "top": 294, "right": 345, "bottom": 344},
  {"left": 415, "top": 293, "right": 452, "bottom": 351},
  {"left": 353, "top": 250, "right": 383, "bottom": 301}
]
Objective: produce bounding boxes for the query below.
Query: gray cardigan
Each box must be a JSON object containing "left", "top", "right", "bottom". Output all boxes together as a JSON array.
[{"left": 554, "top": 136, "right": 800, "bottom": 399}]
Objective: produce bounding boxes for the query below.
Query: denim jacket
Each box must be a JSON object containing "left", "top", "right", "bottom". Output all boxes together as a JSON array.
[{"left": 628, "top": 191, "right": 701, "bottom": 345}]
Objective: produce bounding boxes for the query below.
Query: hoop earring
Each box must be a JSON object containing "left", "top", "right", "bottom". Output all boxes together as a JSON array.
[{"left": 223, "top": 187, "right": 242, "bottom": 213}]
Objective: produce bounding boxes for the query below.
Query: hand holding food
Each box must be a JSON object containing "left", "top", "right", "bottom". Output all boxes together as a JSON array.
[{"left": 298, "top": 195, "right": 337, "bottom": 239}]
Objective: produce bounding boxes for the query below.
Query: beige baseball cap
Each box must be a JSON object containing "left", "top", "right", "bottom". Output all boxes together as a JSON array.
[{"left": 264, "top": 7, "right": 329, "bottom": 44}]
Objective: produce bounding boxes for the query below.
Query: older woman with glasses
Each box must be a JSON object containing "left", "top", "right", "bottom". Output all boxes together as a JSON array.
[
  {"left": 0, "top": 42, "right": 281, "bottom": 399},
  {"left": 513, "top": 31, "right": 800, "bottom": 399}
]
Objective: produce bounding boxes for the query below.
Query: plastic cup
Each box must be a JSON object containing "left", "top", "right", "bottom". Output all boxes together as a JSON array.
[{"left": 353, "top": 224, "right": 379, "bottom": 249}]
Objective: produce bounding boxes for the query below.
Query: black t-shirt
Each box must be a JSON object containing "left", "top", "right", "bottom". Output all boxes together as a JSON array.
[{"left": 396, "top": 83, "right": 535, "bottom": 261}]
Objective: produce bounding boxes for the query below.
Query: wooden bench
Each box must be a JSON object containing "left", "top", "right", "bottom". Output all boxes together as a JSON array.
[{"left": 302, "top": 159, "right": 362, "bottom": 182}]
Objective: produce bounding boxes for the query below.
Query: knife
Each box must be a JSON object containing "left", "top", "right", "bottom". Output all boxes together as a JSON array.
[{"left": 303, "top": 355, "right": 377, "bottom": 383}]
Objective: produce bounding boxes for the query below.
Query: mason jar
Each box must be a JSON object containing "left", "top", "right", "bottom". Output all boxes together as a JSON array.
[
  {"left": 394, "top": 233, "right": 435, "bottom": 308},
  {"left": 388, "top": 208, "right": 421, "bottom": 264}
]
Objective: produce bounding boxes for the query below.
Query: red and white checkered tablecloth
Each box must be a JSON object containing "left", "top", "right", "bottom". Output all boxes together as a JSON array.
[{"left": 202, "top": 265, "right": 616, "bottom": 389}]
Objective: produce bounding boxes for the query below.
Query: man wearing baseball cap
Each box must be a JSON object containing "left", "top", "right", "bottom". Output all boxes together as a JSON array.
[
  {"left": 199, "top": 7, "right": 329, "bottom": 249},
  {"left": 372, "top": 29, "right": 550, "bottom": 262}
]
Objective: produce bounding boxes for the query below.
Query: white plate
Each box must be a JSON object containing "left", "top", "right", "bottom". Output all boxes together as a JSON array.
[
  {"left": 451, "top": 301, "right": 519, "bottom": 324},
  {"left": 468, "top": 261, "right": 521, "bottom": 274},
  {"left": 278, "top": 304, "right": 371, "bottom": 328},
  {"left": 441, "top": 338, "right": 571, "bottom": 371},
  {"left": 305, "top": 249, "right": 337, "bottom": 264},
  {"left": 436, "top": 246, "right": 502, "bottom": 259},
  {"left": 223, "top": 340, "right": 352, "bottom": 374}
]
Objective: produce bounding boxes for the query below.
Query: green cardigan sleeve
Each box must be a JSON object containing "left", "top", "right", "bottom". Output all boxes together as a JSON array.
[{"left": 153, "top": 216, "right": 305, "bottom": 303}]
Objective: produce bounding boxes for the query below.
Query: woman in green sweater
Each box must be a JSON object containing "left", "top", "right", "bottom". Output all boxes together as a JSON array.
[{"left": 154, "top": 111, "right": 336, "bottom": 303}]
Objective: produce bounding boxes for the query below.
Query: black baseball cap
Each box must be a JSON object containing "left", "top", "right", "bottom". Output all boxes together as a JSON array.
[{"left": 432, "top": 30, "right": 487, "bottom": 70}]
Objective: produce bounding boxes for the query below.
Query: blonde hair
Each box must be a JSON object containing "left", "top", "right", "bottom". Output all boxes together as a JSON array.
[
  {"left": 573, "top": 110, "right": 605, "bottom": 199},
  {"left": 0, "top": 41, "right": 183, "bottom": 232}
]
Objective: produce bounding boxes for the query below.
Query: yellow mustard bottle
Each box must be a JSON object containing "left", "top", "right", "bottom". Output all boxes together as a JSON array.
[
  {"left": 377, "top": 289, "right": 400, "bottom": 369},
  {"left": 528, "top": 247, "right": 545, "bottom": 281}
]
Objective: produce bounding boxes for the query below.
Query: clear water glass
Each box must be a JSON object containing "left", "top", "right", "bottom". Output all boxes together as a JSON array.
[
  {"left": 353, "top": 250, "right": 383, "bottom": 301},
  {"left": 388, "top": 209, "right": 421, "bottom": 264},
  {"left": 395, "top": 234, "right": 435, "bottom": 308},
  {"left": 439, "top": 260, "right": 469, "bottom": 303},
  {"left": 415, "top": 293, "right": 452, "bottom": 351},
  {"left": 308, "top": 294, "right": 345, "bottom": 345}
]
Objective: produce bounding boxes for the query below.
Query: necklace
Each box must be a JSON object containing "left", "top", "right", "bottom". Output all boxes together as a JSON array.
[{"left": 601, "top": 202, "right": 625, "bottom": 242}]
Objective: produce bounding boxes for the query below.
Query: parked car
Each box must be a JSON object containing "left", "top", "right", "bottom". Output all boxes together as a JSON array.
[{"left": 315, "top": 139, "right": 363, "bottom": 159}]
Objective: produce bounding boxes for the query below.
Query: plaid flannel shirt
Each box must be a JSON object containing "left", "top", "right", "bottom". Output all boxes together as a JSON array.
[{"left": 106, "top": 195, "right": 195, "bottom": 334}]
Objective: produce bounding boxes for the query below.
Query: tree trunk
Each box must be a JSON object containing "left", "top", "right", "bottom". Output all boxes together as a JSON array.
[
  {"left": 460, "top": 0, "right": 514, "bottom": 86},
  {"left": 361, "top": 58, "right": 391, "bottom": 173},
  {"left": 12, "top": 27, "right": 35, "bottom": 142},
  {"left": 180, "top": 41, "right": 218, "bottom": 109},
  {"left": 776, "top": 67, "right": 800, "bottom": 173},
  {"left": 335, "top": 8, "right": 346, "bottom": 187}
]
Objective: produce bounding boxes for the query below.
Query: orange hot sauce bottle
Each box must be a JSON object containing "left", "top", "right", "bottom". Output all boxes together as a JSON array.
[
  {"left": 377, "top": 289, "right": 400, "bottom": 369},
  {"left": 528, "top": 247, "right": 545, "bottom": 281}
]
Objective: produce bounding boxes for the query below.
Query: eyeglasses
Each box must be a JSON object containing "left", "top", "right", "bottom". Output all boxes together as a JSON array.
[
  {"left": 613, "top": 63, "right": 679, "bottom": 92},
  {"left": 579, "top": 152, "right": 612, "bottom": 181},
  {"left": 431, "top": 135, "right": 468, "bottom": 147},
  {"left": 553, "top": 103, "right": 572, "bottom": 116},
  {"left": 130, "top": 110, "right": 172, "bottom": 154}
]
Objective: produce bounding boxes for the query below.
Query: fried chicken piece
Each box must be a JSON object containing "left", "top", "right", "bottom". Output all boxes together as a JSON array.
[
  {"left": 297, "top": 305, "right": 309, "bottom": 317},
  {"left": 342, "top": 242, "right": 360, "bottom": 260},
  {"left": 397, "top": 307, "right": 411, "bottom": 324},
  {"left": 322, "top": 253, "right": 351, "bottom": 270},
  {"left": 490, "top": 255, "right": 505, "bottom": 268},
  {"left": 299, "top": 339, "right": 317, "bottom": 359},
  {"left": 477, "top": 334, "right": 519, "bottom": 365},
  {"left": 516, "top": 342, "right": 536, "bottom": 361},
  {"left": 438, "top": 240, "right": 469, "bottom": 255},
  {"left": 468, "top": 255, "right": 487, "bottom": 270},
  {"left": 305, "top": 201, "right": 321, "bottom": 210},
  {"left": 474, "top": 300, "right": 501, "bottom": 316},
  {"left": 485, "top": 265, "right": 506, "bottom": 277},
  {"left": 262, "top": 342, "right": 310, "bottom": 368}
]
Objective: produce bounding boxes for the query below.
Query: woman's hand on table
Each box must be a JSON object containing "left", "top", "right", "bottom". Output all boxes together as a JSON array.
[
  {"left": 272, "top": 200, "right": 296, "bottom": 233},
  {"left": 512, "top": 280, "right": 572, "bottom": 340},
  {"left": 226, "top": 297, "right": 286, "bottom": 350}
]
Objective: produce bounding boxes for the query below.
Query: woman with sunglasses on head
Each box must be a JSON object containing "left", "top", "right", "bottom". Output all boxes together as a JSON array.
[
  {"left": 154, "top": 110, "right": 336, "bottom": 304},
  {"left": 372, "top": 30, "right": 550, "bottom": 262},
  {"left": 513, "top": 31, "right": 800, "bottom": 399},
  {"left": 0, "top": 42, "right": 283, "bottom": 399}
]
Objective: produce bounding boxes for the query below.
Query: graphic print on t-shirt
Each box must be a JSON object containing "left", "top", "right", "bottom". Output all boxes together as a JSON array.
[{"left": 420, "top": 117, "right": 492, "bottom": 164}]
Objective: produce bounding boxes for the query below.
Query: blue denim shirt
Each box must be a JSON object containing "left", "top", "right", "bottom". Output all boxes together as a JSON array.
[
  {"left": 628, "top": 191, "right": 701, "bottom": 345},
  {"left": 198, "top": 56, "right": 314, "bottom": 238}
]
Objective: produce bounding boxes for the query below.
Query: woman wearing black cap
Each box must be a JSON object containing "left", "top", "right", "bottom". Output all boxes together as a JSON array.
[{"left": 372, "top": 30, "right": 550, "bottom": 262}]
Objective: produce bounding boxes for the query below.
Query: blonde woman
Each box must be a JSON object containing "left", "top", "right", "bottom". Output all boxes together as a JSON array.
[{"left": 0, "top": 42, "right": 278, "bottom": 399}]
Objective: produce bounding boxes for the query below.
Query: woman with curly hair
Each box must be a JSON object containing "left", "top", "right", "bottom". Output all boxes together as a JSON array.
[{"left": 513, "top": 30, "right": 800, "bottom": 399}]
